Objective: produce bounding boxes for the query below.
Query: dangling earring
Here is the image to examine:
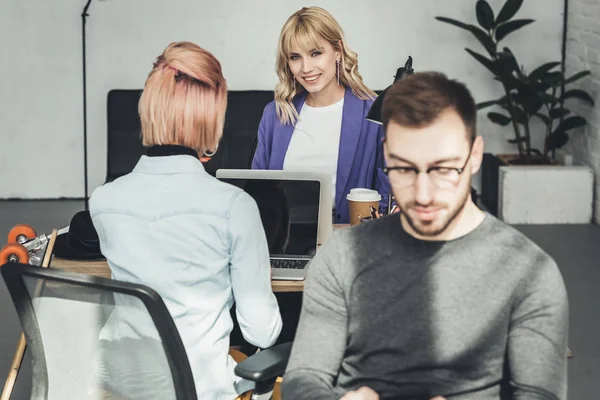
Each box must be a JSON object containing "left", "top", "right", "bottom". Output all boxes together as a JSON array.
[
  {"left": 336, "top": 59, "right": 340, "bottom": 86},
  {"left": 203, "top": 143, "right": 218, "bottom": 157}
]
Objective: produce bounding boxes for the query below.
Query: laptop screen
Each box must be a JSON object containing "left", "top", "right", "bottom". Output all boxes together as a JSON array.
[{"left": 219, "top": 178, "right": 320, "bottom": 257}]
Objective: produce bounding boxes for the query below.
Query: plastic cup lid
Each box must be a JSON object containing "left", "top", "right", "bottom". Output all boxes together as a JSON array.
[{"left": 346, "top": 188, "right": 382, "bottom": 202}]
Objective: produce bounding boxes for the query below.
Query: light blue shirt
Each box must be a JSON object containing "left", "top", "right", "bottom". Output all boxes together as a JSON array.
[{"left": 89, "top": 154, "right": 282, "bottom": 399}]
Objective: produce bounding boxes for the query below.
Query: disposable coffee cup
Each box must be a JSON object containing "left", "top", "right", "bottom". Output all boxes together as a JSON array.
[{"left": 346, "top": 188, "right": 382, "bottom": 226}]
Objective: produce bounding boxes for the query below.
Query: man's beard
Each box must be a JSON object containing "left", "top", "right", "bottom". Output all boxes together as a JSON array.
[{"left": 401, "top": 184, "right": 471, "bottom": 237}]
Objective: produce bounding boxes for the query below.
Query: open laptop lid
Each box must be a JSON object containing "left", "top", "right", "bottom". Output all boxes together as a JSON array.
[
  {"left": 216, "top": 170, "right": 333, "bottom": 246},
  {"left": 218, "top": 176, "right": 320, "bottom": 257}
]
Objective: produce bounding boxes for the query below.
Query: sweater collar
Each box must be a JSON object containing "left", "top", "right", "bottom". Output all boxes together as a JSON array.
[{"left": 146, "top": 145, "right": 199, "bottom": 159}]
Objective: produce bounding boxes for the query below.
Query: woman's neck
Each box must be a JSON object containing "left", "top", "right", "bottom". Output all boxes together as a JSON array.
[{"left": 305, "top": 83, "right": 346, "bottom": 107}]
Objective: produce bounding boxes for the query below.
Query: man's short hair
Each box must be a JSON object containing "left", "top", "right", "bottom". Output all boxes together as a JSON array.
[{"left": 381, "top": 71, "right": 477, "bottom": 142}]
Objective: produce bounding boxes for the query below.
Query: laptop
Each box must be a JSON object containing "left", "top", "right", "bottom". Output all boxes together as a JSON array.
[{"left": 216, "top": 170, "right": 333, "bottom": 280}]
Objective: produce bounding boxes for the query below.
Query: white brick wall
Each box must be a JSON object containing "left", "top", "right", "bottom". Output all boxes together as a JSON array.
[{"left": 565, "top": 0, "right": 600, "bottom": 224}]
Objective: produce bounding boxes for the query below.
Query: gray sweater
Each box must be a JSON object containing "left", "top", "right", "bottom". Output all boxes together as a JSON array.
[{"left": 282, "top": 213, "right": 568, "bottom": 400}]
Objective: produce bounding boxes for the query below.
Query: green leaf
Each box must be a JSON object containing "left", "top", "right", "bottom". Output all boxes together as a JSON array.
[
  {"left": 549, "top": 108, "right": 571, "bottom": 119},
  {"left": 465, "top": 48, "right": 499, "bottom": 75},
  {"left": 496, "top": 0, "right": 524, "bottom": 24},
  {"left": 528, "top": 62, "right": 561, "bottom": 81},
  {"left": 467, "top": 26, "right": 496, "bottom": 57},
  {"left": 554, "top": 116, "right": 587, "bottom": 133},
  {"left": 564, "top": 70, "right": 591, "bottom": 85},
  {"left": 546, "top": 117, "right": 586, "bottom": 151},
  {"left": 545, "top": 132, "right": 569, "bottom": 151},
  {"left": 506, "top": 105, "right": 528, "bottom": 124},
  {"left": 541, "top": 71, "right": 564, "bottom": 87},
  {"left": 476, "top": 0, "right": 495, "bottom": 30},
  {"left": 539, "top": 92, "right": 560, "bottom": 106},
  {"left": 496, "top": 49, "right": 520, "bottom": 78},
  {"left": 488, "top": 112, "right": 512, "bottom": 125},
  {"left": 477, "top": 96, "right": 508, "bottom": 110},
  {"left": 477, "top": 100, "right": 500, "bottom": 110},
  {"left": 501, "top": 47, "right": 526, "bottom": 78},
  {"left": 502, "top": 75, "right": 522, "bottom": 91},
  {"left": 534, "top": 113, "right": 551, "bottom": 125},
  {"left": 495, "top": 19, "right": 534, "bottom": 42},
  {"left": 560, "top": 89, "right": 595, "bottom": 105},
  {"left": 436, "top": 17, "right": 496, "bottom": 56},
  {"left": 435, "top": 16, "right": 470, "bottom": 30},
  {"left": 515, "top": 82, "right": 543, "bottom": 114}
]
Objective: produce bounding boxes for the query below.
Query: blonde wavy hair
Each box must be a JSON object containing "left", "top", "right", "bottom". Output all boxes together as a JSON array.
[
  {"left": 275, "top": 6, "right": 376, "bottom": 125},
  {"left": 138, "top": 41, "right": 227, "bottom": 154}
]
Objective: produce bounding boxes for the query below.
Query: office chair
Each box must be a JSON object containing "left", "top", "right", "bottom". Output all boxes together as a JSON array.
[
  {"left": 105, "top": 90, "right": 272, "bottom": 181},
  {"left": 1, "top": 263, "right": 290, "bottom": 400}
]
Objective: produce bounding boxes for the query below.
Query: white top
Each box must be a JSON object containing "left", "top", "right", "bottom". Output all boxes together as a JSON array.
[
  {"left": 283, "top": 97, "right": 344, "bottom": 202},
  {"left": 90, "top": 155, "right": 282, "bottom": 400}
]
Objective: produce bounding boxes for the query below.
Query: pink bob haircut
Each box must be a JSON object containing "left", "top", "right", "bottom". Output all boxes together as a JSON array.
[{"left": 138, "top": 41, "right": 227, "bottom": 154}]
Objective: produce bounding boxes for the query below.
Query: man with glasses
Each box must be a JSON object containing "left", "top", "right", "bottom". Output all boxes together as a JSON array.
[{"left": 282, "top": 72, "right": 568, "bottom": 400}]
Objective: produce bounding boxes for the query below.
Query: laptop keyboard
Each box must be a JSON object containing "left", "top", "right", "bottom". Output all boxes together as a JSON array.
[{"left": 271, "top": 258, "right": 310, "bottom": 269}]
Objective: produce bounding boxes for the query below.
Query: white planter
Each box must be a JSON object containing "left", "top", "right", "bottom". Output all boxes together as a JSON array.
[{"left": 498, "top": 165, "right": 594, "bottom": 224}]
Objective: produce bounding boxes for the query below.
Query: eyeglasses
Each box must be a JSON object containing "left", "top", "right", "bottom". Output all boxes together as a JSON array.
[{"left": 383, "top": 152, "right": 472, "bottom": 190}]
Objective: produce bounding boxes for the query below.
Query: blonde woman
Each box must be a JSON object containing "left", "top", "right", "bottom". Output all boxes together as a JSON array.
[
  {"left": 89, "top": 41, "right": 282, "bottom": 399},
  {"left": 252, "top": 6, "right": 391, "bottom": 224}
]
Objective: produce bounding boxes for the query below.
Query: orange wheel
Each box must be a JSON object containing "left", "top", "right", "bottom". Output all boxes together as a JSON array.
[
  {"left": 0, "top": 243, "right": 29, "bottom": 265},
  {"left": 8, "top": 224, "right": 37, "bottom": 244}
]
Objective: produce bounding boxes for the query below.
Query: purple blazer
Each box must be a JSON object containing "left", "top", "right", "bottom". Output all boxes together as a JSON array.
[{"left": 251, "top": 88, "right": 391, "bottom": 224}]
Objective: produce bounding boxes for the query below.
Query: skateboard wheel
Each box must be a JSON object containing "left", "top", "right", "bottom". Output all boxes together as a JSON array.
[
  {"left": 8, "top": 224, "right": 37, "bottom": 244},
  {"left": 0, "top": 243, "right": 29, "bottom": 265}
]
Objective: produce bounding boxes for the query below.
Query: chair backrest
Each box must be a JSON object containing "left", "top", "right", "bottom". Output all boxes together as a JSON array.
[
  {"left": 1, "top": 262, "right": 197, "bottom": 400},
  {"left": 204, "top": 90, "right": 274, "bottom": 176},
  {"left": 106, "top": 89, "right": 274, "bottom": 182},
  {"left": 106, "top": 90, "right": 146, "bottom": 182}
]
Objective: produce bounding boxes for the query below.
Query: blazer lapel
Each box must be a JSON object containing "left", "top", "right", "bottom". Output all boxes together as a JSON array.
[
  {"left": 336, "top": 88, "right": 364, "bottom": 209},
  {"left": 269, "top": 93, "right": 307, "bottom": 169}
]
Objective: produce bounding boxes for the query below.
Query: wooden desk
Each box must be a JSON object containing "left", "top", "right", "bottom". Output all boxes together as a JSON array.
[
  {"left": 50, "top": 257, "right": 305, "bottom": 293},
  {"left": 49, "top": 225, "right": 349, "bottom": 294}
]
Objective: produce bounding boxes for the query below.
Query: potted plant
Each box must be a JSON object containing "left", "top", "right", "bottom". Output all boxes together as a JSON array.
[{"left": 436, "top": 0, "right": 595, "bottom": 223}]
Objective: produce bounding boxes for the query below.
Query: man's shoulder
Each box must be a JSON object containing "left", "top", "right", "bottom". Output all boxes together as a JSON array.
[
  {"left": 311, "top": 225, "right": 365, "bottom": 273},
  {"left": 320, "top": 216, "right": 398, "bottom": 266},
  {"left": 331, "top": 216, "right": 392, "bottom": 244},
  {"left": 482, "top": 213, "right": 559, "bottom": 273},
  {"left": 484, "top": 213, "right": 545, "bottom": 250}
]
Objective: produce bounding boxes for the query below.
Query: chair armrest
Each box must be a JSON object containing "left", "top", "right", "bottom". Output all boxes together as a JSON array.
[{"left": 234, "top": 342, "right": 293, "bottom": 382}]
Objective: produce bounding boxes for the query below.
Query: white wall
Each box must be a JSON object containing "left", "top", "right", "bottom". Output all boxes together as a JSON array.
[
  {"left": 0, "top": 0, "right": 85, "bottom": 198},
  {"left": 0, "top": 0, "right": 563, "bottom": 198},
  {"left": 564, "top": 0, "right": 600, "bottom": 224}
]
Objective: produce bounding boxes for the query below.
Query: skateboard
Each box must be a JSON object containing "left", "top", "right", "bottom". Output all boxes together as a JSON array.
[
  {"left": 0, "top": 224, "right": 58, "bottom": 400},
  {"left": 0, "top": 224, "right": 62, "bottom": 266}
]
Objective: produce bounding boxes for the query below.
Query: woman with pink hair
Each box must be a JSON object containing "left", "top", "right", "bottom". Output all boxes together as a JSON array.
[{"left": 90, "top": 41, "right": 282, "bottom": 399}]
